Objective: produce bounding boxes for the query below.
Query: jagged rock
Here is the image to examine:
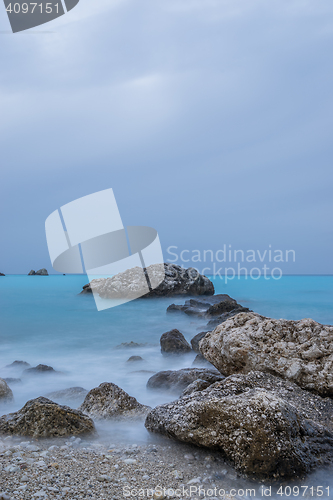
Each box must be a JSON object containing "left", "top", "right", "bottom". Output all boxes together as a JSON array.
[
  {"left": 79, "top": 382, "right": 150, "bottom": 420},
  {"left": 126, "top": 356, "right": 144, "bottom": 363},
  {"left": 23, "top": 364, "right": 58, "bottom": 376},
  {"left": 200, "top": 312, "right": 333, "bottom": 396},
  {"left": 28, "top": 269, "right": 48, "bottom": 276},
  {"left": 160, "top": 329, "right": 192, "bottom": 355},
  {"left": 147, "top": 368, "right": 224, "bottom": 394},
  {"left": 0, "top": 397, "right": 95, "bottom": 437},
  {"left": 190, "top": 332, "right": 209, "bottom": 353},
  {"left": 45, "top": 387, "right": 88, "bottom": 405},
  {"left": 5, "top": 360, "right": 31, "bottom": 369},
  {"left": 0, "top": 378, "right": 14, "bottom": 403},
  {"left": 80, "top": 263, "right": 214, "bottom": 298},
  {"left": 167, "top": 294, "right": 250, "bottom": 328},
  {"left": 145, "top": 371, "right": 333, "bottom": 480}
]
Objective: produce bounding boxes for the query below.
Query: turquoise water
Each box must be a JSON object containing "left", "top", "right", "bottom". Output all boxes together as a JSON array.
[{"left": 0, "top": 274, "right": 332, "bottom": 427}]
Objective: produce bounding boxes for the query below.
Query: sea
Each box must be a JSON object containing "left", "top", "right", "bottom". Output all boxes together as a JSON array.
[{"left": 0, "top": 274, "right": 332, "bottom": 497}]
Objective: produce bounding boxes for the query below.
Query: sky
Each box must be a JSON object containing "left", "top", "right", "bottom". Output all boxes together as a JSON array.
[{"left": 1, "top": 0, "right": 333, "bottom": 275}]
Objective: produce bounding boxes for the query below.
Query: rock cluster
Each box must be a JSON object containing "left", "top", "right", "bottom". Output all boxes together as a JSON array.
[
  {"left": 145, "top": 371, "right": 333, "bottom": 480},
  {"left": 81, "top": 263, "right": 214, "bottom": 298},
  {"left": 79, "top": 382, "right": 150, "bottom": 420},
  {"left": 199, "top": 312, "right": 333, "bottom": 396},
  {"left": 28, "top": 269, "right": 48, "bottom": 276},
  {"left": 0, "top": 397, "right": 95, "bottom": 437}
]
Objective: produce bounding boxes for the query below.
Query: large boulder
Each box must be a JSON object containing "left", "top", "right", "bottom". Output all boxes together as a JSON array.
[
  {"left": 160, "top": 329, "right": 192, "bottom": 355},
  {"left": 147, "top": 368, "right": 224, "bottom": 394},
  {"left": 0, "top": 397, "right": 95, "bottom": 437},
  {"left": 79, "top": 382, "right": 150, "bottom": 420},
  {"left": 0, "top": 378, "right": 14, "bottom": 403},
  {"left": 145, "top": 371, "right": 333, "bottom": 480},
  {"left": 200, "top": 312, "right": 333, "bottom": 396},
  {"left": 80, "top": 263, "right": 214, "bottom": 298}
]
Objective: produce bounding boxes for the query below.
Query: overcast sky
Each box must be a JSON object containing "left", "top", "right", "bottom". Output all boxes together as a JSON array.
[{"left": 1, "top": 0, "right": 333, "bottom": 275}]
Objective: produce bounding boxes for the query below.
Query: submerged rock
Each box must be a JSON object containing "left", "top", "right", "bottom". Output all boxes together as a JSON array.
[
  {"left": 0, "top": 378, "right": 14, "bottom": 403},
  {"left": 0, "top": 397, "right": 95, "bottom": 437},
  {"left": 160, "top": 329, "right": 192, "bottom": 355},
  {"left": 23, "top": 364, "right": 58, "bottom": 376},
  {"left": 200, "top": 312, "right": 333, "bottom": 396},
  {"left": 145, "top": 371, "right": 333, "bottom": 480},
  {"left": 114, "top": 341, "right": 149, "bottom": 349},
  {"left": 79, "top": 382, "right": 150, "bottom": 420},
  {"left": 147, "top": 368, "right": 224, "bottom": 394},
  {"left": 126, "top": 356, "right": 144, "bottom": 363},
  {"left": 45, "top": 387, "right": 88, "bottom": 405},
  {"left": 80, "top": 263, "right": 214, "bottom": 298},
  {"left": 3, "top": 378, "right": 21, "bottom": 385},
  {"left": 5, "top": 360, "right": 31, "bottom": 369}
]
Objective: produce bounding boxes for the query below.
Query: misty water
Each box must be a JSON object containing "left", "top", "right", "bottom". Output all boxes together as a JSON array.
[{"left": 1, "top": 274, "right": 333, "bottom": 498}]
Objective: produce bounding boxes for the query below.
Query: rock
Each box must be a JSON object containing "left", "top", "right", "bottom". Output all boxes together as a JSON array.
[
  {"left": 3, "top": 378, "right": 21, "bottom": 385},
  {"left": 0, "top": 397, "right": 95, "bottom": 437},
  {"left": 45, "top": 387, "right": 88, "bottom": 405},
  {"left": 28, "top": 269, "right": 48, "bottom": 276},
  {"left": 160, "top": 329, "right": 192, "bottom": 355},
  {"left": 192, "top": 353, "right": 213, "bottom": 367},
  {"left": 23, "top": 364, "right": 58, "bottom": 376},
  {"left": 0, "top": 273, "right": 5, "bottom": 277},
  {"left": 181, "top": 379, "right": 213, "bottom": 396},
  {"left": 147, "top": 368, "right": 224, "bottom": 394},
  {"left": 0, "top": 378, "right": 14, "bottom": 403},
  {"left": 190, "top": 332, "right": 209, "bottom": 353},
  {"left": 200, "top": 312, "right": 333, "bottom": 396},
  {"left": 5, "top": 361, "right": 31, "bottom": 369},
  {"left": 79, "top": 382, "right": 150, "bottom": 420},
  {"left": 114, "top": 342, "right": 149, "bottom": 349},
  {"left": 80, "top": 263, "right": 214, "bottom": 298},
  {"left": 145, "top": 371, "right": 333, "bottom": 480},
  {"left": 126, "top": 356, "right": 144, "bottom": 363}
]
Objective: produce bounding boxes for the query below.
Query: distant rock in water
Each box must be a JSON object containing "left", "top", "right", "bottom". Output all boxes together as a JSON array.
[
  {"left": 5, "top": 360, "right": 31, "bottom": 369},
  {"left": 3, "top": 378, "right": 21, "bottom": 385},
  {"left": 0, "top": 272, "right": 5, "bottom": 276},
  {"left": 45, "top": 387, "right": 89, "bottom": 405},
  {"left": 23, "top": 364, "right": 59, "bottom": 376},
  {"left": 167, "top": 294, "right": 250, "bottom": 328},
  {"left": 114, "top": 342, "right": 149, "bottom": 349},
  {"left": 147, "top": 367, "right": 223, "bottom": 394},
  {"left": 200, "top": 312, "right": 333, "bottom": 397},
  {"left": 160, "top": 329, "right": 192, "bottom": 355},
  {"left": 80, "top": 263, "right": 214, "bottom": 298},
  {"left": 28, "top": 269, "right": 48, "bottom": 276},
  {"left": 79, "top": 382, "right": 150, "bottom": 421},
  {"left": 145, "top": 371, "right": 333, "bottom": 480},
  {"left": 126, "top": 356, "right": 144, "bottom": 363},
  {"left": 0, "top": 378, "right": 14, "bottom": 403},
  {"left": 0, "top": 397, "right": 95, "bottom": 437}
]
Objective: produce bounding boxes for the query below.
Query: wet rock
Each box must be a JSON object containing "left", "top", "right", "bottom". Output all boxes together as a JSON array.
[
  {"left": 160, "top": 329, "right": 192, "bottom": 355},
  {"left": 200, "top": 312, "right": 333, "bottom": 396},
  {"left": 0, "top": 397, "right": 95, "bottom": 437},
  {"left": 5, "top": 361, "right": 30, "bottom": 369},
  {"left": 191, "top": 332, "right": 209, "bottom": 353},
  {"left": 145, "top": 371, "right": 333, "bottom": 480},
  {"left": 45, "top": 387, "right": 88, "bottom": 405},
  {"left": 126, "top": 356, "right": 144, "bottom": 363},
  {"left": 23, "top": 364, "right": 58, "bottom": 376},
  {"left": 79, "top": 382, "right": 150, "bottom": 420},
  {"left": 81, "top": 263, "right": 214, "bottom": 298},
  {"left": 0, "top": 378, "right": 14, "bottom": 403},
  {"left": 147, "top": 368, "right": 224, "bottom": 394}
]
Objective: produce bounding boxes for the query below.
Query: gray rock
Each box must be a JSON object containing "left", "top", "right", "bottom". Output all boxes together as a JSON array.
[
  {"left": 5, "top": 361, "right": 30, "bottom": 369},
  {"left": 23, "top": 364, "right": 58, "bottom": 376},
  {"left": 45, "top": 387, "right": 88, "bottom": 405},
  {"left": 200, "top": 312, "right": 333, "bottom": 396},
  {"left": 3, "top": 378, "right": 21, "bottom": 385},
  {"left": 114, "top": 341, "right": 149, "bottom": 349},
  {"left": 28, "top": 269, "right": 48, "bottom": 276},
  {"left": 81, "top": 263, "right": 214, "bottom": 298},
  {"left": 181, "top": 378, "right": 213, "bottom": 396},
  {"left": 0, "top": 378, "right": 14, "bottom": 403},
  {"left": 145, "top": 371, "right": 333, "bottom": 480},
  {"left": 0, "top": 397, "right": 95, "bottom": 437},
  {"left": 28, "top": 270, "right": 35, "bottom": 275},
  {"left": 160, "top": 329, "right": 192, "bottom": 355},
  {"left": 192, "top": 353, "right": 213, "bottom": 367},
  {"left": 147, "top": 368, "right": 224, "bottom": 394},
  {"left": 79, "top": 382, "right": 150, "bottom": 420},
  {"left": 190, "top": 332, "right": 209, "bottom": 353},
  {"left": 126, "top": 356, "right": 144, "bottom": 363}
]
